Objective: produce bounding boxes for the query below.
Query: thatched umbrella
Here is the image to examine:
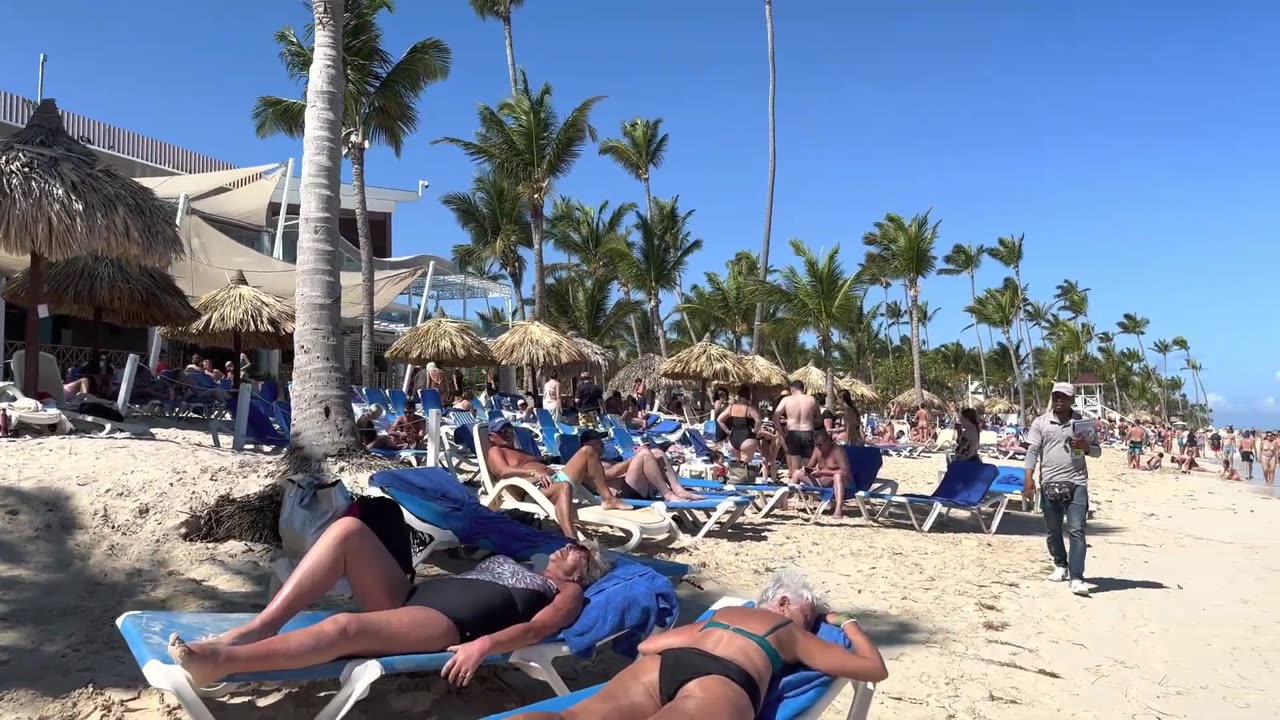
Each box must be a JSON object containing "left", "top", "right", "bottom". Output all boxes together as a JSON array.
[
  {"left": 890, "top": 388, "right": 945, "bottom": 410},
  {"left": 2, "top": 256, "right": 198, "bottom": 345},
  {"left": 738, "top": 354, "right": 789, "bottom": 389},
  {"left": 162, "top": 270, "right": 294, "bottom": 363},
  {"left": 789, "top": 363, "right": 828, "bottom": 395},
  {"left": 567, "top": 333, "right": 614, "bottom": 373},
  {"left": 838, "top": 376, "right": 881, "bottom": 405},
  {"left": 983, "top": 397, "right": 1017, "bottom": 414},
  {"left": 490, "top": 320, "right": 586, "bottom": 368},
  {"left": 660, "top": 339, "right": 750, "bottom": 384},
  {"left": 607, "top": 353, "right": 680, "bottom": 395},
  {"left": 385, "top": 317, "right": 495, "bottom": 367},
  {"left": 0, "top": 99, "right": 183, "bottom": 394}
]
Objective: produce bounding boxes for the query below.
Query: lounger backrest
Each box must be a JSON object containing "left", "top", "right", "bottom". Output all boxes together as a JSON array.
[
  {"left": 513, "top": 426, "right": 541, "bottom": 457},
  {"left": 388, "top": 389, "right": 409, "bottom": 416},
  {"left": 979, "top": 430, "right": 999, "bottom": 446},
  {"left": 686, "top": 428, "right": 711, "bottom": 457},
  {"left": 472, "top": 422, "right": 498, "bottom": 495},
  {"left": 932, "top": 461, "right": 999, "bottom": 505},
  {"left": 10, "top": 350, "right": 64, "bottom": 400},
  {"left": 273, "top": 402, "right": 292, "bottom": 436},
  {"left": 419, "top": 388, "right": 443, "bottom": 412},
  {"left": 246, "top": 398, "right": 285, "bottom": 443},
  {"left": 844, "top": 445, "right": 884, "bottom": 493},
  {"left": 536, "top": 407, "right": 556, "bottom": 430},
  {"left": 487, "top": 409, "right": 505, "bottom": 421},
  {"left": 557, "top": 432, "right": 582, "bottom": 461},
  {"left": 364, "top": 387, "right": 394, "bottom": 416},
  {"left": 350, "top": 385, "right": 367, "bottom": 404},
  {"left": 610, "top": 426, "right": 637, "bottom": 460}
]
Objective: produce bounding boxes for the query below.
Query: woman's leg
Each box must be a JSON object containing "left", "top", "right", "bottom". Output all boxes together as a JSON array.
[
  {"left": 170, "top": 605, "right": 458, "bottom": 686},
  {"left": 541, "top": 481, "right": 579, "bottom": 538},
  {"left": 566, "top": 445, "right": 627, "bottom": 509},
  {"left": 509, "top": 655, "right": 664, "bottom": 720},
  {"left": 216, "top": 517, "right": 409, "bottom": 645}
]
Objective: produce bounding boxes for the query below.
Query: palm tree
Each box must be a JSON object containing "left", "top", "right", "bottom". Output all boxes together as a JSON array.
[
  {"left": 288, "top": 0, "right": 359, "bottom": 458},
  {"left": 1116, "top": 312, "right": 1165, "bottom": 420},
  {"left": 1150, "top": 338, "right": 1175, "bottom": 413},
  {"left": 614, "top": 198, "right": 703, "bottom": 357},
  {"left": 968, "top": 285, "right": 1026, "bottom": 422},
  {"left": 254, "top": 0, "right": 451, "bottom": 386},
  {"left": 680, "top": 251, "right": 761, "bottom": 352},
  {"left": 986, "top": 234, "right": 1037, "bottom": 408},
  {"left": 750, "top": 239, "right": 863, "bottom": 410},
  {"left": 441, "top": 170, "right": 530, "bottom": 320},
  {"left": 750, "top": 0, "right": 778, "bottom": 354},
  {"left": 862, "top": 211, "right": 939, "bottom": 406},
  {"left": 547, "top": 197, "right": 643, "bottom": 351},
  {"left": 938, "top": 242, "right": 989, "bottom": 396},
  {"left": 916, "top": 300, "right": 941, "bottom": 348},
  {"left": 467, "top": 0, "right": 525, "bottom": 93},
  {"left": 1171, "top": 336, "right": 1199, "bottom": 407},
  {"left": 436, "top": 71, "right": 603, "bottom": 321},
  {"left": 598, "top": 118, "right": 668, "bottom": 215},
  {"left": 473, "top": 305, "right": 509, "bottom": 336},
  {"left": 546, "top": 274, "right": 641, "bottom": 348}
]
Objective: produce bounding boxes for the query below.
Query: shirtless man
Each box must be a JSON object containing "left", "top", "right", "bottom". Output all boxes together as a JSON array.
[
  {"left": 773, "top": 380, "right": 820, "bottom": 480},
  {"left": 914, "top": 405, "right": 931, "bottom": 443},
  {"left": 1126, "top": 423, "right": 1147, "bottom": 469},
  {"left": 1239, "top": 431, "right": 1257, "bottom": 480},
  {"left": 792, "top": 430, "right": 852, "bottom": 518},
  {"left": 387, "top": 399, "right": 425, "bottom": 449},
  {"left": 1260, "top": 431, "right": 1278, "bottom": 486},
  {"left": 485, "top": 420, "right": 628, "bottom": 537},
  {"left": 1221, "top": 425, "right": 1237, "bottom": 465}
]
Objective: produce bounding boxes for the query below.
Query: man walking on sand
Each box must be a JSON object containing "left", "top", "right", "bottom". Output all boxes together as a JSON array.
[
  {"left": 1239, "top": 430, "right": 1256, "bottom": 480},
  {"left": 1126, "top": 422, "right": 1147, "bottom": 469},
  {"left": 774, "top": 380, "right": 820, "bottom": 480},
  {"left": 1024, "top": 382, "right": 1100, "bottom": 597}
]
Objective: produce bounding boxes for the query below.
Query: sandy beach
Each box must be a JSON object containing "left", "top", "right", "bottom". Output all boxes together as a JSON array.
[{"left": 2, "top": 424, "right": 1278, "bottom": 720}]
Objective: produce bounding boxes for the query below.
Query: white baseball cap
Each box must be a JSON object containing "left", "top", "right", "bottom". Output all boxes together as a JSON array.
[{"left": 1051, "top": 382, "right": 1074, "bottom": 397}]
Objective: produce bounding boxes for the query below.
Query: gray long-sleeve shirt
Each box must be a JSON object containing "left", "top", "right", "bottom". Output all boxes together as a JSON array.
[{"left": 1024, "top": 410, "right": 1101, "bottom": 486}]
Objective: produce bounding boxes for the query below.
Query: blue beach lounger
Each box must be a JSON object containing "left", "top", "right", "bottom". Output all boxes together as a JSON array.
[{"left": 858, "top": 460, "right": 1006, "bottom": 533}]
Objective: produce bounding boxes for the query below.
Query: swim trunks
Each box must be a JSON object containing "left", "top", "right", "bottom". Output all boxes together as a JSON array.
[
  {"left": 1128, "top": 441, "right": 1143, "bottom": 455},
  {"left": 552, "top": 471, "right": 572, "bottom": 484},
  {"left": 784, "top": 430, "right": 815, "bottom": 458},
  {"left": 1240, "top": 451, "right": 1254, "bottom": 463}
]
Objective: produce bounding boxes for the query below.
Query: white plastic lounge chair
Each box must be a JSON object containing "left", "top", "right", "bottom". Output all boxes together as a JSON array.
[
  {"left": 483, "top": 596, "right": 877, "bottom": 720},
  {"left": 473, "top": 422, "right": 679, "bottom": 551},
  {"left": 10, "top": 351, "right": 144, "bottom": 434}
]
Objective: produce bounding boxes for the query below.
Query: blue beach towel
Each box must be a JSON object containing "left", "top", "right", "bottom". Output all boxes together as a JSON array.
[
  {"left": 558, "top": 559, "right": 678, "bottom": 658},
  {"left": 759, "top": 621, "right": 853, "bottom": 720}
]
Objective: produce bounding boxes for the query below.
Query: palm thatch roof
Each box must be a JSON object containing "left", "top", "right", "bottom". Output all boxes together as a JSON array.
[
  {"left": 607, "top": 353, "right": 681, "bottom": 394},
  {"left": 890, "top": 388, "right": 945, "bottom": 410},
  {"left": 739, "top": 354, "right": 789, "bottom": 389},
  {"left": 660, "top": 339, "right": 751, "bottom": 383},
  {"left": 838, "top": 376, "right": 881, "bottom": 405},
  {"left": 490, "top": 320, "right": 586, "bottom": 368},
  {"left": 568, "top": 333, "right": 614, "bottom": 372},
  {"left": 789, "top": 363, "right": 829, "bottom": 394},
  {"left": 162, "top": 270, "right": 295, "bottom": 351},
  {"left": 385, "top": 317, "right": 495, "bottom": 366},
  {"left": 2, "top": 255, "right": 197, "bottom": 327},
  {"left": 0, "top": 99, "right": 182, "bottom": 265},
  {"left": 983, "top": 397, "right": 1017, "bottom": 414}
]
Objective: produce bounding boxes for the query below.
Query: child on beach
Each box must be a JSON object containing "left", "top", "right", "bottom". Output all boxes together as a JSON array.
[
  {"left": 1145, "top": 451, "right": 1163, "bottom": 471},
  {"left": 1220, "top": 458, "right": 1241, "bottom": 481}
]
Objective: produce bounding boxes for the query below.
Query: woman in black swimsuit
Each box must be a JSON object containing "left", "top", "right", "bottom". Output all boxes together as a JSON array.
[
  {"left": 167, "top": 515, "right": 607, "bottom": 688},
  {"left": 716, "top": 385, "right": 761, "bottom": 466},
  {"left": 509, "top": 570, "right": 887, "bottom": 720}
]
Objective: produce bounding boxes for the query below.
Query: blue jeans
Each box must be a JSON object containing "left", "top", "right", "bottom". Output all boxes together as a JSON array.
[{"left": 1042, "top": 483, "right": 1088, "bottom": 581}]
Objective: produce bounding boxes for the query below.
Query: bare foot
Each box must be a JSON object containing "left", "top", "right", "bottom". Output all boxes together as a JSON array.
[
  {"left": 602, "top": 499, "right": 631, "bottom": 511},
  {"left": 678, "top": 491, "right": 705, "bottom": 501},
  {"left": 167, "top": 633, "right": 225, "bottom": 687}
]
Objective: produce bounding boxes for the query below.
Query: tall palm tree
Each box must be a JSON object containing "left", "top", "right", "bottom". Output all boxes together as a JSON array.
[
  {"left": 750, "top": 239, "right": 863, "bottom": 411},
  {"left": 467, "top": 0, "right": 525, "bottom": 93},
  {"left": 1150, "top": 338, "right": 1175, "bottom": 412},
  {"left": 751, "top": 0, "right": 778, "bottom": 354},
  {"left": 547, "top": 197, "right": 643, "bottom": 351},
  {"left": 289, "top": 0, "right": 359, "bottom": 458},
  {"left": 1171, "top": 336, "right": 1199, "bottom": 407},
  {"left": 986, "top": 234, "right": 1037, "bottom": 408},
  {"left": 968, "top": 285, "right": 1026, "bottom": 422},
  {"left": 598, "top": 118, "right": 668, "bottom": 215},
  {"left": 436, "top": 71, "right": 603, "bottom": 321},
  {"left": 680, "top": 251, "right": 761, "bottom": 352},
  {"left": 254, "top": 0, "right": 451, "bottom": 386},
  {"left": 938, "top": 242, "right": 989, "bottom": 396},
  {"left": 614, "top": 198, "right": 703, "bottom": 357},
  {"left": 862, "top": 211, "right": 939, "bottom": 406},
  {"left": 916, "top": 300, "right": 941, "bottom": 348},
  {"left": 1116, "top": 312, "right": 1164, "bottom": 420},
  {"left": 441, "top": 170, "right": 530, "bottom": 319},
  {"left": 545, "top": 274, "right": 641, "bottom": 348}
]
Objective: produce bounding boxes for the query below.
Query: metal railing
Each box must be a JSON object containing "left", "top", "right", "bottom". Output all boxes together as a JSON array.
[{"left": 3, "top": 341, "right": 141, "bottom": 376}]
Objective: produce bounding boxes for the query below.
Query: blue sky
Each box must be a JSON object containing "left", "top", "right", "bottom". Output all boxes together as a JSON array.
[{"left": 2, "top": 1, "right": 1277, "bottom": 425}]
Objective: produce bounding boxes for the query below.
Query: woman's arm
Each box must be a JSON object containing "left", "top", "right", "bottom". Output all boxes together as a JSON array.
[
  {"left": 784, "top": 619, "right": 888, "bottom": 683},
  {"left": 717, "top": 407, "right": 732, "bottom": 435},
  {"left": 443, "top": 585, "right": 584, "bottom": 685}
]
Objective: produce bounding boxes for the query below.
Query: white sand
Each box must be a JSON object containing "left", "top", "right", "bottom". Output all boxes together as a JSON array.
[{"left": 1, "top": 423, "right": 1277, "bottom": 719}]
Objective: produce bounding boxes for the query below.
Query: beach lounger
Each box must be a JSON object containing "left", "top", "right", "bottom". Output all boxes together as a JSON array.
[
  {"left": 863, "top": 461, "right": 1006, "bottom": 533},
  {"left": 485, "top": 596, "right": 877, "bottom": 720},
  {"left": 473, "top": 422, "right": 680, "bottom": 551},
  {"left": 387, "top": 388, "right": 409, "bottom": 416},
  {"left": 989, "top": 465, "right": 1037, "bottom": 512},
  {"left": 417, "top": 387, "right": 442, "bottom": 412},
  {"left": 362, "top": 387, "right": 397, "bottom": 418}
]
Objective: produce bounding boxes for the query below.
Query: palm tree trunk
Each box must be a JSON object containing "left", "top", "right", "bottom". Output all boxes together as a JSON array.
[
  {"left": 750, "top": 0, "right": 777, "bottom": 354},
  {"left": 289, "top": 0, "right": 357, "bottom": 456},
  {"left": 651, "top": 299, "right": 668, "bottom": 357},
  {"left": 676, "top": 277, "right": 697, "bottom": 343},
  {"left": 642, "top": 177, "right": 654, "bottom": 217},
  {"left": 1014, "top": 270, "right": 1037, "bottom": 411},
  {"left": 502, "top": 17, "right": 517, "bottom": 94},
  {"left": 882, "top": 284, "right": 893, "bottom": 364},
  {"left": 351, "top": 144, "right": 377, "bottom": 388},
  {"left": 530, "top": 201, "right": 546, "bottom": 321},
  {"left": 622, "top": 286, "right": 644, "bottom": 354},
  {"left": 510, "top": 281, "right": 526, "bottom": 321},
  {"left": 1005, "top": 328, "right": 1026, "bottom": 423},
  {"left": 969, "top": 273, "right": 988, "bottom": 398},
  {"left": 820, "top": 335, "right": 835, "bottom": 414},
  {"left": 908, "top": 283, "right": 924, "bottom": 405}
]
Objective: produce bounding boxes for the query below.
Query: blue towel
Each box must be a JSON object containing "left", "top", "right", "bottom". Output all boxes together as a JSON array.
[
  {"left": 759, "top": 622, "right": 853, "bottom": 720},
  {"left": 557, "top": 558, "right": 678, "bottom": 658}
]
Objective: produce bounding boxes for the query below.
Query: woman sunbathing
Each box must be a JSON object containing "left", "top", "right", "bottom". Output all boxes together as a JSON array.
[
  {"left": 168, "top": 515, "right": 608, "bottom": 687},
  {"left": 511, "top": 570, "right": 887, "bottom": 720}
]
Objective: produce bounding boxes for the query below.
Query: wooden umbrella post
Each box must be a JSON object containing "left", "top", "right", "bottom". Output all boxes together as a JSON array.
[{"left": 21, "top": 252, "right": 43, "bottom": 397}]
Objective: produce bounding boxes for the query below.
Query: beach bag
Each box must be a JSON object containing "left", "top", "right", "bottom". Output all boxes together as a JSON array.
[{"left": 279, "top": 475, "right": 353, "bottom": 561}]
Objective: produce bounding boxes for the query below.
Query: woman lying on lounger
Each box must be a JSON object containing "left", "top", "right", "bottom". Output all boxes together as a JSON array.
[
  {"left": 168, "top": 513, "right": 609, "bottom": 687},
  {"left": 511, "top": 570, "right": 887, "bottom": 720}
]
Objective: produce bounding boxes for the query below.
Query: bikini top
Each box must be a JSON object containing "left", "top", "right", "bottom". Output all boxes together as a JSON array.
[{"left": 699, "top": 612, "right": 792, "bottom": 671}]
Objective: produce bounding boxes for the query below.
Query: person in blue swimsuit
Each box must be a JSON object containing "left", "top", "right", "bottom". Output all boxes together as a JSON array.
[{"left": 508, "top": 570, "right": 887, "bottom": 720}]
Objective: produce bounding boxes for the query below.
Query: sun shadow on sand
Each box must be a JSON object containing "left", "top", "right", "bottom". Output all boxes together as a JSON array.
[{"left": 1086, "top": 577, "right": 1169, "bottom": 594}]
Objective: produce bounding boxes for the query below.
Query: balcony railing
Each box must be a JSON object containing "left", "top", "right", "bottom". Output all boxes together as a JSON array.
[{"left": 3, "top": 341, "right": 142, "bottom": 378}]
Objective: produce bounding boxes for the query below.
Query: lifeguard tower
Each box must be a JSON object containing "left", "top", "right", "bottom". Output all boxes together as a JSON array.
[{"left": 1072, "top": 373, "right": 1107, "bottom": 419}]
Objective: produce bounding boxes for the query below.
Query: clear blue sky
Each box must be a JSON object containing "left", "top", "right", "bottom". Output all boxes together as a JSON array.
[{"left": 2, "top": 1, "right": 1277, "bottom": 425}]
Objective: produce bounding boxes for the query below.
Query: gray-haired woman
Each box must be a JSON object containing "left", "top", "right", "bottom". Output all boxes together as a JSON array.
[{"left": 510, "top": 571, "right": 887, "bottom": 720}]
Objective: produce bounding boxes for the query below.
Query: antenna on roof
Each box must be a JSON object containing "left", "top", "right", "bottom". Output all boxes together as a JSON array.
[
  {"left": 417, "top": 180, "right": 430, "bottom": 197},
  {"left": 37, "top": 54, "right": 48, "bottom": 102}
]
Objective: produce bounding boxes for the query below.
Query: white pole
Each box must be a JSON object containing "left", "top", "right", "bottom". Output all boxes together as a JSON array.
[
  {"left": 461, "top": 275, "right": 469, "bottom": 319},
  {"left": 149, "top": 192, "right": 189, "bottom": 370},
  {"left": 116, "top": 353, "right": 140, "bottom": 417},
  {"left": 427, "top": 408, "right": 441, "bottom": 467},
  {"left": 232, "top": 382, "right": 253, "bottom": 451},
  {"left": 272, "top": 158, "right": 295, "bottom": 260},
  {"left": 37, "top": 54, "right": 47, "bottom": 102},
  {"left": 401, "top": 261, "right": 437, "bottom": 393}
]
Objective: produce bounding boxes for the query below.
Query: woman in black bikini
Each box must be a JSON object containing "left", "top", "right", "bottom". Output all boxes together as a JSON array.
[
  {"left": 167, "top": 515, "right": 608, "bottom": 688},
  {"left": 716, "top": 385, "right": 761, "bottom": 466},
  {"left": 510, "top": 570, "right": 886, "bottom": 720}
]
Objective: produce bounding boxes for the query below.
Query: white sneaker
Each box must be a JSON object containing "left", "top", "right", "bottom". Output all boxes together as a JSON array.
[
  {"left": 1047, "top": 566, "right": 1068, "bottom": 582},
  {"left": 1070, "top": 580, "right": 1090, "bottom": 596}
]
